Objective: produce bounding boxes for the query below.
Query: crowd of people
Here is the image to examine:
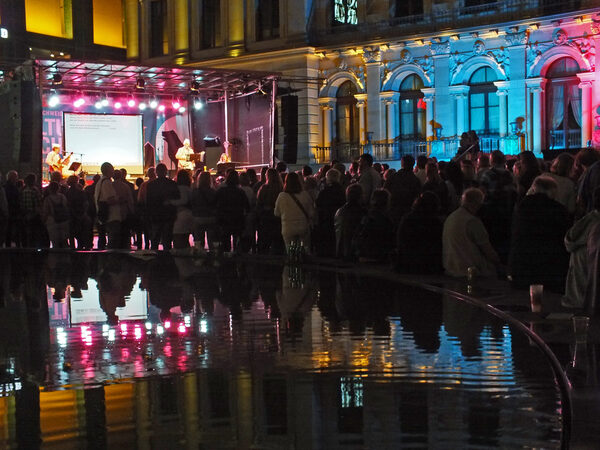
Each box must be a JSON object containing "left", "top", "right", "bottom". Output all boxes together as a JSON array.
[{"left": 2, "top": 147, "right": 600, "bottom": 311}]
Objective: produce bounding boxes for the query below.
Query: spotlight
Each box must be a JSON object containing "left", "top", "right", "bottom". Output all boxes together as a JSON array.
[
  {"left": 48, "top": 93, "right": 60, "bottom": 107},
  {"left": 138, "top": 101, "right": 147, "bottom": 110},
  {"left": 193, "top": 98, "right": 203, "bottom": 110},
  {"left": 172, "top": 100, "right": 181, "bottom": 109},
  {"left": 127, "top": 98, "right": 136, "bottom": 107},
  {"left": 114, "top": 101, "right": 122, "bottom": 109},
  {"left": 178, "top": 106, "right": 186, "bottom": 114},
  {"left": 74, "top": 96, "right": 85, "bottom": 107},
  {"left": 95, "top": 100, "right": 103, "bottom": 109},
  {"left": 150, "top": 98, "right": 158, "bottom": 109},
  {"left": 158, "top": 104, "right": 165, "bottom": 112},
  {"left": 101, "top": 97, "right": 109, "bottom": 107},
  {"left": 136, "top": 77, "right": 145, "bottom": 90}
]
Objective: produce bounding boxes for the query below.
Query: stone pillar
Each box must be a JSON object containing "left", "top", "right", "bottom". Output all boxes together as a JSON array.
[
  {"left": 526, "top": 78, "right": 546, "bottom": 155},
  {"left": 364, "top": 50, "right": 383, "bottom": 141},
  {"left": 421, "top": 87, "right": 436, "bottom": 140},
  {"left": 124, "top": 0, "right": 139, "bottom": 59},
  {"left": 355, "top": 94, "right": 368, "bottom": 144},
  {"left": 494, "top": 81, "right": 510, "bottom": 137},
  {"left": 173, "top": 0, "right": 189, "bottom": 57},
  {"left": 380, "top": 91, "right": 399, "bottom": 143},
  {"left": 577, "top": 72, "right": 595, "bottom": 147},
  {"left": 226, "top": 0, "right": 245, "bottom": 55},
  {"left": 449, "top": 85, "right": 470, "bottom": 137},
  {"left": 319, "top": 98, "right": 335, "bottom": 148}
]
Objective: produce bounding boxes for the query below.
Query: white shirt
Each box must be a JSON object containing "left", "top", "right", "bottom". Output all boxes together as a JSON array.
[
  {"left": 45, "top": 151, "right": 61, "bottom": 169},
  {"left": 176, "top": 145, "right": 195, "bottom": 171}
]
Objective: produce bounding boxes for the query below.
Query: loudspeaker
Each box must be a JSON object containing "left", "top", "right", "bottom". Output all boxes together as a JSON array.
[
  {"left": 281, "top": 95, "right": 298, "bottom": 164},
  {"left": 0, "top": 80, "right": 41, "bottom": 178}
]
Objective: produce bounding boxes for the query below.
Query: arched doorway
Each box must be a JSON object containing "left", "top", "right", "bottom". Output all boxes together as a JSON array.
[
  {"left": 468, "top": 67, "right": 499, "bottom": 136},
  {"left": 335, "top": 81, "right": 359, "bottom": 145},
  {"left": 546, "top": 57, "right": 581, "bottom": 149}
]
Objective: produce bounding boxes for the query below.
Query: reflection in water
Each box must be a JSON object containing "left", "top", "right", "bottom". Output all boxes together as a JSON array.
[{"left": 0, "top": 252, "right": 562, "bottom": 448}]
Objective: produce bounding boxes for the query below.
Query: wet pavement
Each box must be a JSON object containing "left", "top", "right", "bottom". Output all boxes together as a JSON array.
[{"left": 0, "top": 250, "right": 586, "bottom": 448}]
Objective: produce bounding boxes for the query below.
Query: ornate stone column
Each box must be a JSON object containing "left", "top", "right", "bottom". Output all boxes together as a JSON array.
[
  {"left": 421, "top": 87, "right": 436, "bottom": 140},
  {"left": 363, "top": 49, "right": 383, "bottom": 141},
  {"left": 380, "top": 91, "right": 399, "bottom": 143},
  {"left": 494, "top": 81, "right": 510, "bottom": 137},
  {"left": 318, "top": 98, "right": 335, "bottom": 161},
  {"left": 577, "top": 72, "right": 595, "bottom": 147},
  {"left": 448, "top": 85, "right": 470, "bottom": 137},
  {"left": 354, "top": 94, "right": 368, "bottom": 144},
  {"left": 319, "top": 98, "right": 335, "bottom": 147},
  {"left": 124, "top": 0, "right": 139, "bottom": 59},
  {"left": 526, "top": 77, "right": 546, "bottom": 154}
]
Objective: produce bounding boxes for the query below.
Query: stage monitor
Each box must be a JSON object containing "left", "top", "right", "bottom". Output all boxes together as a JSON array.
[{"left": 63, "top": 113, "right": 143, "bottom": 175}]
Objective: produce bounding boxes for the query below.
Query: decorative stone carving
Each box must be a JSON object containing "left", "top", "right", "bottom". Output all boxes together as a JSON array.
[
  {"left": 489, "top": 47, "right": 510, "bottom": 79},
  {"left": 362, "top": 48, "right": 381, "bottom": 63},
  {"left": 400, "top": 49, "right": 412, "bottom": 64},
  {"left": 526, "top": 41, "right": 545, "bottom": 76},
  {"left": 419, "top": 55, "right": 434, "bottom": 85},
  {"left": 430, "top": 41, "right": 450, "bottom": 55},
  {"left": 553, "top": 28, "right": 568, "bottom": 46},
  {"left": 337, "top": 58, "right": 348, "bottom": 71},
  {"left": 449, "top": 51, "right": 467, "bottom": 81},
  {"left": 352, "top": 65, "right": 366, "bottom": 90},
  {"left": 473, "top": 40, "right": 486, "bottom": 55},
  {"left": 505, "top": 31, "right": 528, "bottom": 46},
  {"left": 591, "top": 18, "right": 600, "bottom": 35},
  {"left": 574, "top": 32, "right": 596, "bottom": 70}
]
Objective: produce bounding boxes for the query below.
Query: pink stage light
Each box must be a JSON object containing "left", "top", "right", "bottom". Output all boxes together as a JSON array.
[
  {"left": 172, "top": 100, "right": 181, "bottom": 109},
  {"left": 114, "top": 101, "right": 122, "bottom": 109},
  {"left": 127, "top": 98, "right": 136, "bottom": 107},
  {"left": 164, "top": 320, "right": 171, "bottom": 329},
  {"left": 158, "top": 104, "right": 165, "bottom": 112},
  {"left": 73, "top": 97, "right": 85, "bottom": 108},
  {"left": 178, "top": 323, "right": 186, "bottom": 334}
]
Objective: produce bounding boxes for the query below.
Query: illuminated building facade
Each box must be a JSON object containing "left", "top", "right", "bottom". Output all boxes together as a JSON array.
[
  {"left": 123, "top": 0, "right": 600, "bottom": 164},
  {"left": 0, "top": 0, "right": 126, "bottom": 62}
]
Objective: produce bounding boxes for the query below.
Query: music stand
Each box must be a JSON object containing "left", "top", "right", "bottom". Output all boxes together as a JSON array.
[{"left": 68, "top": 162, "right": 81, "bottom": 172}]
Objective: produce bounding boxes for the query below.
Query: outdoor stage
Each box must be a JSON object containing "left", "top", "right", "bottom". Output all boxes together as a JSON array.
[{"left": 3, "top": 59, "right": 279, "bottom": 181}]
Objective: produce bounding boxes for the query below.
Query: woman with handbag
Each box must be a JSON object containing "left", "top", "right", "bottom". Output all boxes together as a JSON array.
[{"left": 274, "top": 172, "right": 315, "bottom": 254}]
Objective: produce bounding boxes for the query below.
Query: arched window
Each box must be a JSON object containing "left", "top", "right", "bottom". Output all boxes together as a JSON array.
[
  {"left": 336, "top": 81, "right": 359, "bottom": 144},
  {"left": 468, "top": 67, "right": 499, "bottom": 135},
  {"left": 399, "top": 74, "right": 426, "bottom": 140},
  {"left": 546, "top": 57, "right": 581, "bottom": 149}
]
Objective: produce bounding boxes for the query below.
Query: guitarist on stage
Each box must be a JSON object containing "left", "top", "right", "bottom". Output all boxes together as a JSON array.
[{"left": 45, "top": 144, "right": 72, "bottom": 176}]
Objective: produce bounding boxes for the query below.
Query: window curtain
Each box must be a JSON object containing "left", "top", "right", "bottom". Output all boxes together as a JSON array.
[
  {"left": 551, "top": 85, "right": 565, "bottom": 130},
  {"left": 570, "top": 84, "right": 582, "bottom": 128}
]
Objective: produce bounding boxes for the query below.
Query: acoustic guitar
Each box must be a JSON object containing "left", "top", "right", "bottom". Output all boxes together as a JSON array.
[{"left": 51, "top": 152, "right": 73, "bottom": 173}]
